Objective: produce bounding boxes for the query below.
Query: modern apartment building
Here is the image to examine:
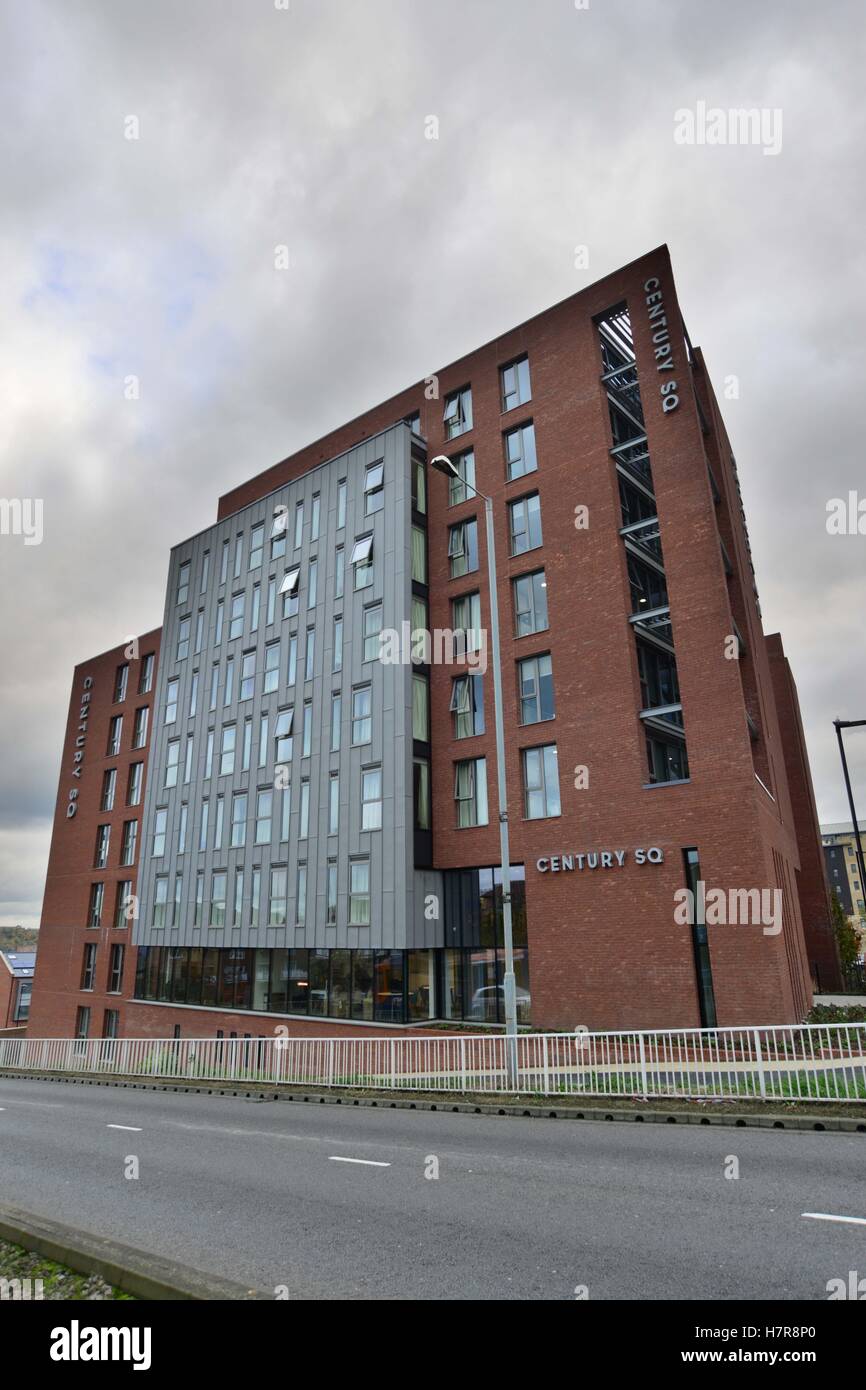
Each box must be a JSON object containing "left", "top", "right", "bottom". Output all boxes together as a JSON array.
[
  {"left": 28, "top": 245, "right": 829, "bottom": 1039},
  {"left": 822, "top": 822, "right": 866, "bottom": 952}
]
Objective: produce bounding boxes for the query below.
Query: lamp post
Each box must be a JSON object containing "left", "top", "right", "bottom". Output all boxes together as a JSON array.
[
  {"left": 833, "top": 719, "right": 866, "bottom": 936},
  {"left": 431, "top": 454, "right": 519, "bottom": 1088}
]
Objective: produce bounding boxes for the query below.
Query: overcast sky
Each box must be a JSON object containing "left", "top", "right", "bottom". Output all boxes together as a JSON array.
[{"left": 1, "top": 0, "right": 863, "bottom": 929}]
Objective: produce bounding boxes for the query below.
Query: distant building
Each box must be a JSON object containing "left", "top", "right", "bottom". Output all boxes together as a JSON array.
[
  {"left": 0, "top": 951, "right": 36, "bottom": 1028},
  {"left": 821, "top": 822, "right": 866, "bottom": 951}
]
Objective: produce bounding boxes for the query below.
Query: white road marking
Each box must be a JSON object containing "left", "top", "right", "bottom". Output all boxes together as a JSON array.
[
  {"left": 107, "top": 1124, "right": 142, "bottom": 1132},
  {"left": 802, "top": 1212, "right": 866, "bottom": 1226},
  {"left": 328, "top": 1156, "right": 390, "bottom": 1167}
]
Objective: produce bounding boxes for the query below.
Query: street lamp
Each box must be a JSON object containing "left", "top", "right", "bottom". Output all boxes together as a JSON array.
[
  {"left": 431, "top": 454, "right": 519, "bottom": 1088},
  {"left": 833, "top": 719, "right": 866, "bottom": 939}
]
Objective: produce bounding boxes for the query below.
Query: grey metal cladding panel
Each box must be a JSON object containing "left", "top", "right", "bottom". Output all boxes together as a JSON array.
[{"left": 135, "top": 423, "right": 417, "bottom": 953}]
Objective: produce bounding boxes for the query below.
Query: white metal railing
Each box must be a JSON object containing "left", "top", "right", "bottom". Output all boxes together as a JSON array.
[{"left": 1, "top": 1024, "right": 866, "bottom": 1102}]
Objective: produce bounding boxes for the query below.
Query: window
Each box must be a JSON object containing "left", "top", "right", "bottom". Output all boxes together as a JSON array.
[
  {"left": 455, "top": 757, "right": 488, "bottom": 828},
  {"left": 508, "top": 492, "right": 542, "bottom": 555},
  {"left": 195, "top": 613, "right": 205, "bottom": 655},
  {"left": 219, "top": 539, "right": 230, "bottom": 585},
  {"left": 414, "top": 757, "right": 430, "bottom": 830},
  {"left": 500, "top": 355, "right": 531, "bottom": 412},
  {"left": 94, "top": 824, "right": 110, "bottom": 869},
  {"left": 628, "top": 554, "right": 668, "bottom": 614},
  {"left": 233, "top": 534, "right": 243, "bottom": 579},
  {"left": 176, "top": 561, "right": 191, "bottom": 606},
  {"left": 352, "top": 534, "right": 373, "bottom": 589},
  {"left": 133, "top": 705, "right": 150, "bottom": 745},
  {"left": 209, "top": 665, "right": 219, "bottom": 711},
  {"left": 311, "top": 494, "right": 321, "bottom": 541},
  {"left": 88, "top": 882, "right": 104, "bottom": 929},
  {"left": 176, "top": 617, "right": 191, "bottom": 661},
  {"left": 331, "top": 692, "right": 342, "bottom": 752},
  {"left": 220, "top": 725, "right": 236, "bottom": 776},
  {"left": 263, "top": 642, "right": 280, "bottom": 694},
  {"left": 304, "top": 626, "right": 315, "bottom": 678},
  {"left": 114, "top": 881, "right": 132, "bottom": 929},
  {"left": 295, "top": 866, "right": 307, "bottom": 927},
  {"left": 523, "top": 744, "right": 561, "bottom": 818},
  {"left": 153, "top": 808, "right": 168, "bottom": 857},
  {"left": 335, "top": 546, "right": 344, "bottom": 600},
  {"left": 205, "top": 730, "right": 214, "bottom": 778},
  {"left": 107, "top": 715, "right": 122, "bottom": 756},
  {"left": 139, "top": 653, "right": 154, "bottom": 694},
  {"left": 513, "top": 570, "right": 548, "bottom": 637},
  {"left": 294, "top": 500, "right": 304, "bottom": 550},
  {"left": 200, "top": 551, "right": 210, "bottom": 593},
  {"left": 108, "top": 944, "right": 124, "bottom": 994},
  {"left": 120, "top": 820, "right": 137, "bottom": 867},
  {"left": 184, "top": 734, "right": 194, "bottom": 783},
  {"left": 233, "top": 868, "right": 244, "bottom": 926},
  {"left": 518, "top": 654, "right": 554, "bottom": 725},
  {"left": 251, "top": 584, "right": 261, "bottom": 632},
  {"left": 349, "top": 861, "right": 371, "bottom": 925},
  {"left": 224, "top": 654, "right": 234, "bottom": 705},
  {"left": 448, "top": 449, "right": 475, "bottom": 506},
  {"left": 452, "top": 591, "right": 482, "bottom": 654},
  {"left": 280, "top": 783, "right": 291, "bottom": 840},
  {"left": 266, "top": 867, "right": 287, "bottom": 928},
  {"left": 299, "top": 780, "right": 310, "bottom": 838},
  {"left": 240, "top": 651, "right": 255, "bottom": 701},
  {"left": 216, "top": 795, "right": 225, "bottom": 852},
  {"left": 448, "top": 518, "right": 478, "bottom": 578},
  {"left": 444, "top": 386, "right": 472, "bottom": 440},
  {"left": 215, "top": 600, "right": 224, "bottom": 644},
  {"left": 210, "top": 872, "right": 227, "bottom": 928},
  {"left": 411, "top": 525, "right": 427, "bottom": 583},
  {"left": 271, "top": 506, "right": 288, "bottom": 558},
  {"left": 684, "top": 847, "right": 717, "bottom": 1027},
  {"left": 199, "top": 799, "right": 209, "bottom": 851},
  {"left": 81, "top": 943, "right": 97, "bottom": 991},
  {"left": 363, "top": 604, "right": 383, "bottom": 662},
  {"left": 127, "top": 761, "right": 144, "bottom": 806},
  {"left": 178, "top": 803, "right": 188, "bottom": 853},
  {"left": 194, "top": 871, "right": 204, "bottom": 926},
  {"left": 114, "top": 664, "right": 128, "bottom": 702},
  {"left": 173, "top": 873, "right": 183, "bottom": 927},
  {"left": 451, "top": 674, "right": 485, "bottom": 738},
  {"left": 504, "top": 421, "right": 537, "bottom": 481},
  {"left": 229, "top": 593, "right": 244, "bottom": 640},
  {"left": 230, "top": 792, "right": 247, "bottom": 848},
  {"left": 302, "top": 700, "right": 312, "bottom": 757},
  {"left": 249, "top": 523, "right": 264, "bottom": 569},
  {"left": 275, "top": 708, "right": 293, "bottom": 763},
  {"left": 189, "top": 670, "right": 199, "bottom": 716},
  {"left": 646, "top": 732, "right": 689, "bottom": 785},
  {"left": 100, "top": 768, "right": 117, "bottom": 812},
  {"left": 333, "top": 616, "right": 343, "bottom": 672},
  {"left": 352, "top": 687, "right": 372, "bottom": 745},
  {"left": 361, "top": 767, "right": 382, "bottom": 830},
  {"left": 255, "top": 790, "right": 272, "bottom": 844},
  {"left": 364, "top": 460, "right": 384, "bottom": 515},
  {"left": 75, "top": 1006, "right": 91, "bottom": 1039},
  {"left": 411, "top": 596, "right": 428, "bottom": 662},
  {"left": 637, "top": 642, "right": 681, "bottom": 715},
  {"left": 329, "top": 772, "right": 340, "bottom": 835},
  {"left": 337, "top": 479, "right": 347, "bottom": 530},
  {"left": 165, "top": 739, "right": 180, "bottom": 788},
  {"left": 258, "top": 712, "right": 269, "bottom": 767},
  {"left": 307, "top": 558, "right": 318, "bottom": 609},
  {"left": 412, "top": 674, "right": 429, "bottom": 741},
  {"left": 327, "top": 861, "right": 338, "bottom": 925},
  {"left": 412, "top": 457, "right": 426, "bottom": 514}
]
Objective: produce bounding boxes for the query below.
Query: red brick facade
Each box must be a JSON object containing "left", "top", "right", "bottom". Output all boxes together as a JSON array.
[{"left": 29, "top": 246, "right": 828, "bottom": 1037}]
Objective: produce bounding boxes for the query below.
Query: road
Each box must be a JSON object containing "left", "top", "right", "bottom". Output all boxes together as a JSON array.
[{"left": 1, "top": 1076, "right": 864, "bottom": 1300}]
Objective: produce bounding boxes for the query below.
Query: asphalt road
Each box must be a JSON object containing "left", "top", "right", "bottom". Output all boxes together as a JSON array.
[{"left": 1, "top": 1076, "right": 864, "bottom": 1300}]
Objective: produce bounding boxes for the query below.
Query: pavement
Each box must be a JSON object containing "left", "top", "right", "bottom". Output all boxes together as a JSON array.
[{"left": 1, "top": 1075, "right": 865, "bottom": 1300}]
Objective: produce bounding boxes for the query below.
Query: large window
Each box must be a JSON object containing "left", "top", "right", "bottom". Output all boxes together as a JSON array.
[
  {"left": 255, "top": 790, "right": 272, "bottom": 843},
  {"left": 522, "top": 744, "right": 561, "bottom": 819},
  {"left": 451, "top": 591, "right": 482, "bottom": 654},
  {"left": 412, "top": 674, "right": 429, "bottom": 741},
  {"left": 364, "top": 460, "right": 384, "bottom": 515},
  {"left": 363, "top": 604, "right": 383, "bottom": 662},
  {"left": 220, "top": 726, "right": 236, "bottom": 776},
  {"left": 637, "top": 641, "right": 681, "bottom": 713},
  {"left": 120, "top": 819, "right": 137, "bottom": 866},
  {"left": 448, "top": 518, "right": 478, "bottom": 578},
  {"left": 229, "top": 593, "right": 244, "bottom": 640},
  {"left": 518, "top": 653, "right": 554, "bottom": 724},
  {"left": 176, "top": 561, "right": 191, "bottom": 607},
  {"left": 94, "top": 824, "right": 110, "bottom": 869},
  {"left": 100, "top": 768, "right": 116, "bottom": 812},
  {"left": 133, "top": 705, "right": 150, "bottom": 745},
  {"left": 504, "top": 421, "right": 537, "bottom": 481},
  {"left": 139, "top": 653, "right": 155, "bottom": 694},
  {"left": 81, "top": 943, "right": 97, "bottom": 991},
  {"left": 454, "top": 757, "right": 488, "bottom": 828},
  {"left": 88, "top": 882, "right": 104, "bottom": 929},
  {"left": 165, "top": 740, "right": 180, "bottom": 788},
  {"left": 107, "top": 715, "right": 122, "bottom": 756},
  {"left": 628, "top": 554, "right": 668, "bottom": 614},
  {"left": 411, "top": 525, "right": 427, "bottom": 584},
  {"left": 352, "top": 687, "right": 372, "bottom": 745},
  {"left": 443, "top": 385, "right": 472, "bottom": 440},
  {"left": 646, "top": 731, "right": 689, "bottom": 785},
  {"left": 274, "top": 708, "right": 293, "bottom": 763},
  {"left": 108, "top": 944, "right": 125, "bottom": 994},
  {"left": 448, "top": 449, "right": 475, "bottom": 506},
  {"left": 249, "top": 523, "right": 264, "bottom": 569},
  {"left": 414, "top": 757, "right": 430, "bottom": 830},
  {"left": 508, "top": 492, "right": 542, "bottom": 555},
  {"left": 512, "top": 570, "right": 548, "bottom": 636},
  {"left": 361, "top": 767, "right": 382, "bottom": 830},
  {"left": 500, "top": 355, "right": 531, "bottom": 412},
  {"left": 113, "top": 664, "right": 128, "bottom": 702},
  {"left": 450, "top": 673, "right": 484, "bottom": 738},
  {"left": 352, "top": 534, "right": 373, "bottom": 590},
  {"left": 349, "top": 860, "right": 371, "bottom": 925}
]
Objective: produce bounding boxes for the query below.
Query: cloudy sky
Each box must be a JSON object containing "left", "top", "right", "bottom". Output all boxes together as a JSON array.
[{"left": 1, "top": 0, "right": 863, "bottom": 928}]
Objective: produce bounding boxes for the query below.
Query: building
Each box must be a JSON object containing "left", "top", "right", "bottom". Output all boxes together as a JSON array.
[
  {"left": 821, "top": 822, "right": 866, "bottom": 953},
  {"left": 28, "top": 245, "right": 827, "bottom": 1040},
  {"left": 0, "top": 951, "right": 36, "bottom": 1030}
]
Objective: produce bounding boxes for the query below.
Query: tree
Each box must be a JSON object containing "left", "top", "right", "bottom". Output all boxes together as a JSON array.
[{"left": 830, "top": 891, "right": 860, "bottom": 972}]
